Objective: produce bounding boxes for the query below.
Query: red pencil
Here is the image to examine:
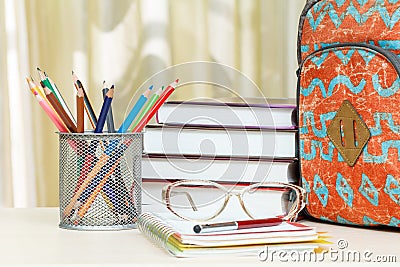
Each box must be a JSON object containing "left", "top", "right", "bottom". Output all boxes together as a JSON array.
[
  {"left": 193, "top": 217, "right": 283, "bottom": 234},
  {"left": 76, "top": 86, "right": 84, "bottom": 133},
  {"left": 132, "top": 79, "right": 179, "bottom": 133}
]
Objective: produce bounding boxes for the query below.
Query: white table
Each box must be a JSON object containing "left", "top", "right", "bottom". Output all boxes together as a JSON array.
[{"left": 0, "top": 208, "right": 399, "bottom": 266}]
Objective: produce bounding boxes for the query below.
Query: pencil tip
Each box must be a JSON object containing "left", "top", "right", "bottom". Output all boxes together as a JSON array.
[
  {"left": 175, "top": 79, "right": 179, "bottom": 83},
  {"left": 110, "top": 84, "right": 115, "bottom": 90},
  {"left": 72, "top": 71, "right": 79, "bottom": 84},
  {"left": 76, "top": 79, "right": 82, "bottom": 87},
  {"left": 77, "top": 86, "right": 84, "bottom": 97},
  {"left": 103, "top": 80, "right": 106, "bottom": 85},
  {"left": 36, "top": 67, "right": 42, "bottom": 72},
  {"left": 155, "top": 86, "right": 164, "bottom": 94},
  {"left": 149, "top": 85, "right": 154, "bottom": 90}
]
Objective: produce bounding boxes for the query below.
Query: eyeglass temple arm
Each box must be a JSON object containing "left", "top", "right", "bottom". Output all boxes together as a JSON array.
[
  {"left": 169, "top": 191, "right": 198, "bottom": 211},
  {"left": 281, "top": 188, "right": 307, "bottom": 221}
]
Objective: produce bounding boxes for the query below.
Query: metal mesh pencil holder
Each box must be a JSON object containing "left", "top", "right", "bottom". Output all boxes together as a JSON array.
[{"left": 58, "top": 132, "right": 142, "bottom": 230}]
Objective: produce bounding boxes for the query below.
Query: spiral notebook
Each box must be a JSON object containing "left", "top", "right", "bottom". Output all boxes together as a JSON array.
[{"left": 137, "top": 212, "right": 328, "bottom": 257}]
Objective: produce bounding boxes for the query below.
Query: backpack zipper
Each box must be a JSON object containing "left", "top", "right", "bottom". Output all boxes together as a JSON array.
[
  {"left": 297, "top": 42, "right": 400, "bottom": 77},
  {"left": 297, "top": 0, "right": 322, "bottom": 64}
]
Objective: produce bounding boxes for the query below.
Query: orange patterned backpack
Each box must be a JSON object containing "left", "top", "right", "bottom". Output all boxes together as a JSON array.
[{"left": 297, "top": 0, "right": 400, "bottom": 227}]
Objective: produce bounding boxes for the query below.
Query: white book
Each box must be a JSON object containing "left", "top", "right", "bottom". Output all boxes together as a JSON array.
[
  {"left": 143, "top": 125, "right": 297, "bottom": 158},
  {"left": 156, "top": 98, "right": 297, "bottom": 129},
  {"left": 142, "top": 154, "right": 298, "bottom": 184}
]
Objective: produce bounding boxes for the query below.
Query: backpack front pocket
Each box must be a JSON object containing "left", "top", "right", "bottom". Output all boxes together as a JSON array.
[{"left": 297, "top": 43, "right": 400, "bottom": 227}]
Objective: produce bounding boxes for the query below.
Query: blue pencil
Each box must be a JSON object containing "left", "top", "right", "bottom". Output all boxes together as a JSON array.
[
  {"left": 117, "top": 85, "right": 153, "bottom": 133},
  {"left": 102, "top": 81, "right": 115, "bottom": 133},
  {"left": 94, "top": 85, "right": 114, "bottom": 133}
]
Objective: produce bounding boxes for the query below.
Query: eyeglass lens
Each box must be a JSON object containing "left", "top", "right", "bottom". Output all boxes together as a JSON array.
[
  {"left": 167, "top": 182, "right": 227, "bottom": 221},
  {"left": 242, "top": 186, "right": 297, "bottom": 219}
]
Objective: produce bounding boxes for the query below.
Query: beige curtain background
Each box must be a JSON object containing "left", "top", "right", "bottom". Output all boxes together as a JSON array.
[{"left": 0, "top": 0, "right": 305, "bottom": 207}]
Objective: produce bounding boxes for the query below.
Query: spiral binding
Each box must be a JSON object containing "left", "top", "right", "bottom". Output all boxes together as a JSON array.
[{"left": 137, "top": 212, "right": 177, "bottom": 253}]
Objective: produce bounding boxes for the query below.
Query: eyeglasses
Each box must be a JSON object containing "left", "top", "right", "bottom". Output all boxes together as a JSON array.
[{"left": 162, "top": 180, "right": 306, "bottom": 222}]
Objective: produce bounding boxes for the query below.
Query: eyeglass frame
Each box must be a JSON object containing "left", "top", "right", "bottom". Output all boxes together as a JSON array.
[{"left": 162, "top": 180, "right": 307, "bottom": 222}]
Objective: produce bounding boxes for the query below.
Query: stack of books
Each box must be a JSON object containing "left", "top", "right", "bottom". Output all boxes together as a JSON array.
[{"left": 141, "top": 97, "right": 298, "bottom": 210}]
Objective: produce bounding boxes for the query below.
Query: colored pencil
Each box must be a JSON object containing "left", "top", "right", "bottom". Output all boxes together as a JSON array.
[
  {"left": 37, "top": 67, "right": 60, "bottom": 102},
  {"left": 72, "top": 71, "right": 98, "bottom": 129},
  {"left": 44, "top": 71, "right": 77, "bottom": 125},
  {"left": 73, "top": 154, "right": 120, "bottom": 218},
  {"left": 73, "top": 141, "right": 99, "bottom": 193},
  {"left": 102, "top": 81, "right": 115, "bottom": 133},
  {"left": 100, "top": 182, "right": 118, "bottom": 215},
  {"left": 129, "top": 86, "right": 163, "bottom": 131},
  {"left": 76, "top": 86, "right": 85, "bottom": 133},
  {"left": 26, "top": 77, "right": 69, "bottom": 132},
  {"left": 63, "top": 154, "right": 109, "bottom": 217},
  {"left": 74, "top": 158, "right": 121, "bottom": 224},
  {"left": 117, "top": 85, "right": 153, "bottom": 133},
  {"left": 112, "top": 163, "right": 132, "bottom": 217},
  {"left": 132, "top": 79, "right": 179, "bottom": 132},
  {"left": 43, "top": 85, "right": 77, "bottom": 133},
  {"left": 27, "top": 76, "right": 47, "bottom": 100},
  {"left": 95, "top": 85, "right": 114, "bottom": 133},
  {"left": 99, "top": 81, "right": 123, "bottom": 213},
  {"left": 75, "top": 139, "right": 133, "bottom": 215},
  {"left": 63, "top": 139, "right": 130, "bottom": 217}
]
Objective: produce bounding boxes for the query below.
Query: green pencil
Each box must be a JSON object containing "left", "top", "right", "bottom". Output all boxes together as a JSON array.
[
  {"left": 129, "top": 86, "right": 163, "bottom": 131},
  {"left": 37, "top": 68, "right": 60, "bottom": 102},
  {"left": 37, "top": 67, "right": 76, "bottom": 124}
]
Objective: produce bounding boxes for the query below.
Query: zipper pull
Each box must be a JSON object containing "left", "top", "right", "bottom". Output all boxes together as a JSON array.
[{"left": 296, "top": 68, "right": 301, "bottom": 78}]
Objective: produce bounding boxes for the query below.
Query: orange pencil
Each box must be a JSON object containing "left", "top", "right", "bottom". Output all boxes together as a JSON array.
[
  {"left": 74, "top": 159, "right": 120, "bottom": 224},
  {"left": 26, "top": 77, "right": 69, "bottom": 132},
  {"left": 63, "top": 139, "right": 131, "bottom": 218},
  {"left": 63, "top": 153, "right": 109, "bottom": 217},
  {"left": 76, "top": 86, "right": 84, "bottom": 133},
  {"left": 72, "top": 71, "right": 98, "bottom": 129},
  {"left": 43, "top": 85, "right": 77, "bottom": 133}
]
